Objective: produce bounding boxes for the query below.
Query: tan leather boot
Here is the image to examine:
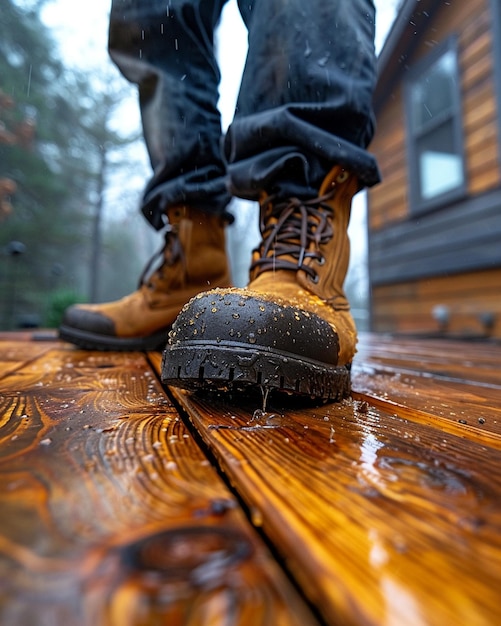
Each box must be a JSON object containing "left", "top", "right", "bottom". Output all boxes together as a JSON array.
[
  {"left": 162, "top": 166, "right": 358, "bottom": 401},
  {"left": 59, "top": 207, "right": 231, "bottom": 350}
]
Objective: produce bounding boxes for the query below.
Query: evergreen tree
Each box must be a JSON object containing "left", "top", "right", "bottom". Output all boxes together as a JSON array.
[
  {"left": 0, "top": 0, "right": 89, "bottom": 326},
  {"left": 0, "top": 0, "right": 146, "bottom": 327}
]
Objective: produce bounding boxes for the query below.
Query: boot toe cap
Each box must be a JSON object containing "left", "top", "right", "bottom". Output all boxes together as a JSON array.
[
  {"left": 62, "top": 305, "right": 116, "bottom": 336},
  {"left": 169, "top": 288, "right": 340, "bottom": 366}
]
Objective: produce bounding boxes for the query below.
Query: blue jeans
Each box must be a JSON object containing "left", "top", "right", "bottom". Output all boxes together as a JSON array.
[{"left": 109, "top": 0, "right": 380, "bottom": 229}]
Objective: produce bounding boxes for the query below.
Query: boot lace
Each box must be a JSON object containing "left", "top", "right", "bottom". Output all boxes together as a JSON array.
[
  {"left": 138, "top": 225, "right": 185, "bottom": 289},
  {"left": 250, "top": 187, "right": 338, "bottom": 283}
]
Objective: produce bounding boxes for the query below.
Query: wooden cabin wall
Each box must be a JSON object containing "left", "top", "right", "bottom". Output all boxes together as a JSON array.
[
  {"left": 368, "top": 0, "right": 501, "bottom": 338},
  {"left": 371, "top": 267, "right": 501, "bottom": 339}
]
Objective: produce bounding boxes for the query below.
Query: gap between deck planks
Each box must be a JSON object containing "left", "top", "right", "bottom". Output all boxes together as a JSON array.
[
  {"left": 149, "top": 333, "right": 501, "bottom": 626},
  {"left": 0, "top": 339, "right": 319, "bottom": 626}
]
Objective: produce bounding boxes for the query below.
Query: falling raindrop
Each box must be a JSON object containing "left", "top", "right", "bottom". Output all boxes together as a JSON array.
[{"left": 317, "top": 52, "right": 330, "bottom": 67}]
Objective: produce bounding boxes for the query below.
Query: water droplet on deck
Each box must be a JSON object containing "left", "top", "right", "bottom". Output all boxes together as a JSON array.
[{"left": 252, "top": 409, "right": 265, "bottom": 421}]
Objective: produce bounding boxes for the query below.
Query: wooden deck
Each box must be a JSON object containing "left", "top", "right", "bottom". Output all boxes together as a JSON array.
[{"left": 1, "top": 331, "right": 500, "bottom": 625}]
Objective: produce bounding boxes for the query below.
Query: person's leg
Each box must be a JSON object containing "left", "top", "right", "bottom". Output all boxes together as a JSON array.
[
  {"left": 59, "top": 0, "right": 233, "bottom": 351},
  {"left": 108, "top": 0, "right": 232, "bottom": 228},
  {"left": 162, "top": 0, "right": 379, "bottom": 400},
  {"left": 228, "top": 0, "right": 379, "bottom": 199}
]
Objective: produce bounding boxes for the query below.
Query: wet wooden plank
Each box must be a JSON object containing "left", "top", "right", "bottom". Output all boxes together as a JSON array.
[
  {"left": 0, "top": 336, "right": 58, "bottom": 380},
  {"left": 352, "top": 334, "right": 501, "bottom": 447},
  {"left": 351, "top": 371, "right": 501, "bottom": 448},
  {"left": 165, "top": 335, "right": 501, "bottom": 626},
  {"left": 355, "top": 333, "right": 501, "bottom": 386},
  {"left": 0, "top": 343, "right": 319, "bottom": 626}
]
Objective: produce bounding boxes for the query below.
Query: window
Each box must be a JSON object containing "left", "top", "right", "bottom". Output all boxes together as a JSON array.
[{"left": 405, "top": 38, "right": 466, "bottom": 213}]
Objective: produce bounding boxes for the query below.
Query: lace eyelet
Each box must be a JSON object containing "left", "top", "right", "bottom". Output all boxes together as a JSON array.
[
  {"left": 317, "top": 256, "right": 326, "bottom": 266},
  {"left": 309, "top": 274, "right": 320, "bottom": 284},
  {"left": 336, "top": 171, "right": 349, "bottom": 183}
]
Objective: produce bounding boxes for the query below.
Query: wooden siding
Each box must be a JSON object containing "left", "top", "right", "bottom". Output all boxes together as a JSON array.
[
  {"left": 369, "top": 0, "right": 500, "bottom": 232},
  {"left": 371, "top": 267, "right": 501, "bottom": 338},
  {"left": 367, "top": 0, "right": 501, "bottom": 337},
  {"left": 368, "top": 86, "right": 408, "bottom": 230},
  {"left": 368, "top": 188, "right": 501, "bottom": 285}
]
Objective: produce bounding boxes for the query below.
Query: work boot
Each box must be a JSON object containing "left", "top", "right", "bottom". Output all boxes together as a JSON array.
[
  {"left": 59, "top": 207, "right": 231, "bottom": 350},
  {"left": 162, "top": 166, "right": 358, "bottom": 401}
]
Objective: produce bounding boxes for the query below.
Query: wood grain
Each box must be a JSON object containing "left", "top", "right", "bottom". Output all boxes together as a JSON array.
[
  {"left": 0, "top": 338, "right": 56, "bottom": 380},
  {"left": 166, "top": 334, "right": 501, "bottom": 626},
  {"left": 0, "top": 343, "right": 319, "bottom": 626}
]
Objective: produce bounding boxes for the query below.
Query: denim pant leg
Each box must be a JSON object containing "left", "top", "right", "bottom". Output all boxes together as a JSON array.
[
  {"left": 109, "top": 0, "right": 232, "bottom": 229},
  {"left": 226, "top": 0, "right": 380, "bottom": 201}
]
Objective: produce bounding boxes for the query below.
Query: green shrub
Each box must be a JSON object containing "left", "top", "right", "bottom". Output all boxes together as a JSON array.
[{"left": 44, "top": 289, "right": 85, "bottom": 328}]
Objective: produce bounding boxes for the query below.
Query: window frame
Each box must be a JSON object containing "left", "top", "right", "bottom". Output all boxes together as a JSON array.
[{"left": 404, "top": 36, "right": 467, "bottom": 216}]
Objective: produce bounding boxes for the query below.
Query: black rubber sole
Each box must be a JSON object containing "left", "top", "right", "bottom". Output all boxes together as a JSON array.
[
  {"left": 161, "top": 341, "right": 351, "bottom": 401},
  {"left": 58, "top": 325, "right": 169, "bottom": 351}
]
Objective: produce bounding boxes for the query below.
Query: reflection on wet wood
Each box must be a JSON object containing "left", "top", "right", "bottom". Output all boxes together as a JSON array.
[
  {"left": 167, "top": 334, "right": 501, "bottom": 626},
  {"left": 0, "top": 344, "right": 318, "bottom": 626}
]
